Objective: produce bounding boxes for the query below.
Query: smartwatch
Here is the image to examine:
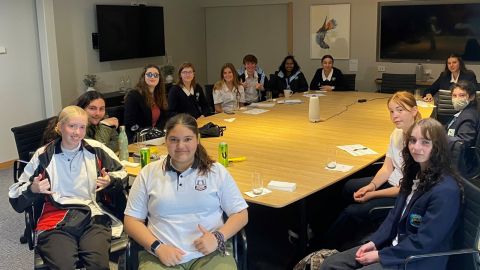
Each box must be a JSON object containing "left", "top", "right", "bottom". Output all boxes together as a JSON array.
[{"left": 150, "top": 240, "right": 162, "bottom": 253}]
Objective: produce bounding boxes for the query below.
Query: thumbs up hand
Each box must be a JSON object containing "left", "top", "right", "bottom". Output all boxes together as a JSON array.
[
  {"left": 30, "top": 173, "right": 54, "bottom": 194},
  {"left": 193, "top": 224, "right": 217, "bottom": 255},
  {"left": 96, "top": 168, "right": 111, "bottom": 192}
]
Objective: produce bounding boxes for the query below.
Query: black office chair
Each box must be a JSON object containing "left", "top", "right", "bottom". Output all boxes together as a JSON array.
[
  {"left": 106, "top": 105, "right": 125, "bottom": 127},
  {"left": 123, "top": 228, "right": 248, "bottom": 270},
  {"left": 404, "top": 177, "right": 480, "bottom": 270},
  {"left": 204, "top": 84, "right": 215, "bottom": 114},
  {"left": 434, "top": 89, "right": 456, "bottom": 126},
  {"left": 342, "top": 74, "right": 356, "bottom": 91},
  {"left": 380, "top": 73, "right": 416, "bottom": 94},
  {"left": 11, "top": 117, "right": 56, "bottom": 181},
  {"left": 467, "top": 130, "right": 480, "bottom": 180},
  {"left": 11, "top": 117, "right": 56, "bottom": 244}
]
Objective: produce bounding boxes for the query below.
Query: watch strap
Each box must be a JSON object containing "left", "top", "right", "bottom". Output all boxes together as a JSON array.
[{"left": 150, "top": 240, "right": 162, "bottom": 253}]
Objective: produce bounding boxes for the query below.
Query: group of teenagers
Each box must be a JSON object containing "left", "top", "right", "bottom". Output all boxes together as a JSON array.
[
  {"left": 123, "top": 53, "right": 353, "bottom": 143},
  {"left": 7, "top": 52, "right": 479, "bottom": 270},
  {"left": 318, "top": 53, "right": 479, "bottom": 269}
]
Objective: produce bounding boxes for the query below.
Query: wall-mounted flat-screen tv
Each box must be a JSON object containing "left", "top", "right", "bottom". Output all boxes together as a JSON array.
[
  {"left": 377, "top": 1, "right": 480, "bottom": 62},
  {"left": 96, "top": 5, "right": 165, "bottom": 62}
]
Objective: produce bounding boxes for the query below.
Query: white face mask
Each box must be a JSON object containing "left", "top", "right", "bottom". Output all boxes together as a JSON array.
[{"left": 452, "top": 97, "right": 469, "bottom": 111}]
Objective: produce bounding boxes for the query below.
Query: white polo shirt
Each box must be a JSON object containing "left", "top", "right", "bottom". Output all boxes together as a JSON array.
[
  {"left": 124, "top": 156, "right": 248, "bottom": 263},
  {"left": 244, "top": 71, "right": 259, "bottom": 103},
  {"left": 213, "top": 82, "right": 245, "bottom": 112},
  {"left": 386, "top": 128, "right": 405, "bottom": 187}
]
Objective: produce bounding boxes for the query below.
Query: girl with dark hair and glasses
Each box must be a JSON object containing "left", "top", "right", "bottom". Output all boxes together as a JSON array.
[
  {"left": 320, "top": 118, "right": 462, "bottom": 270},
  {"left": 124, "top": 64, "right": 169, "bottom": 142},
  {"left": 124, "top": 113, "right": 248, "bottom": 269}
]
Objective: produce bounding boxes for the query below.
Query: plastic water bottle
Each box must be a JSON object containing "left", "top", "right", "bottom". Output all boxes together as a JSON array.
[{"left": 118, "top": 126, "right": 129, "bottom": 161}]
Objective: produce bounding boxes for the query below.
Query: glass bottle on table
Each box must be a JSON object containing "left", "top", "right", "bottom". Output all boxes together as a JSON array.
[{"left": 118, "top": 126, "right": 129, "bottom": 161}]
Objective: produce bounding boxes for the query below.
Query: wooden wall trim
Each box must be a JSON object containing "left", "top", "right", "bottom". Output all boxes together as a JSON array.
[{"left": 0, "top": 160, "right": 14, "bottom": 170}]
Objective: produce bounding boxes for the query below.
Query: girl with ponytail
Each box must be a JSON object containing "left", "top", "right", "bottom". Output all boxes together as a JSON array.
[{"left": 124, "top": 113, "right": 248, "bottom": 269}]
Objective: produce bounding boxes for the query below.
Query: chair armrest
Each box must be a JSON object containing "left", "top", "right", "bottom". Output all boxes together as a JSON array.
[
  {"left": 13, "top": 159, "right": 29, "bottom": 182},
  {"left": 404, "top": 248, "right": 479, "bottom": 270},
  {"left": 24, "top": 207, "right": 35, "bottom": 250},
  {"left": 125, "top": 237, "right": 143, "bottom": 270},
  {"left": 233, "top": 228, "right": 248, "bottom": 270}
]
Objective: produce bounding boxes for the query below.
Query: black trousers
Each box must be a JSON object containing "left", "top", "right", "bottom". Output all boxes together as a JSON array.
[
  {"left": 323, "top": 177, "right": 396, "bottom": 249},
  {"left": 37, "top": 215, "right": 111, "bottom": 270},
  {"left": 320, "top": 245, "right": 401, "bottom": 270}
]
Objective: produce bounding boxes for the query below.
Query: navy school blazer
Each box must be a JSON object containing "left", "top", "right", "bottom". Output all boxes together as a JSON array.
[{"left": 369, "top": 175, "right": 461, "bottom": 270}]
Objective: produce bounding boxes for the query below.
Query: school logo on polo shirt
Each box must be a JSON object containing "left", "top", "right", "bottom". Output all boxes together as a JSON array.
[{"left": 195, "top": 178, "right": 207, "bottom": 191}]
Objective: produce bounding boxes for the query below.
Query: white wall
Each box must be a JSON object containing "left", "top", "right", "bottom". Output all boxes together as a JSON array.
[
  {"left": 205, "top": 4, "right": 288, "bottom": 83},
  {"left": 201, "top": 0, "right": 480, "bottom": 91},
  {"left": 0, "top": 0, "right": 45, "bottom": 163}
]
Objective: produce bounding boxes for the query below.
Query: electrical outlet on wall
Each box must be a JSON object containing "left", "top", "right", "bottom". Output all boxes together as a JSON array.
[{"left": 377, "top": 65, "right": 386, "bottom": 72}]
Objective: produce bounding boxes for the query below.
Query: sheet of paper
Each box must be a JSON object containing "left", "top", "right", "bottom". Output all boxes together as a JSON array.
[
  {"left": 224, "top": 118, "right": 236, "bottom": 122},
  {"left": 415, "top": 100, "right": 436, "bottom": 108},
  {"left": 303, "top": 93, "right": 326, "bottom": 98},
  {"left": 325, "top": 163, "right": 354, "bottom": 172},
  {"left": 244, "top": 188, "right": 272, "bottom": 198},
  {"left": 338, "top": 144, "right": 378, "bottom": 156},
  {"left": 250, "top": 102, "right": 276, "bottom": 108},
  {"left": 242, "top": 108, "right": 269, "bottom": 115},
  {"left": 284, "top": 99, "right": 303, "bottom": 104}
]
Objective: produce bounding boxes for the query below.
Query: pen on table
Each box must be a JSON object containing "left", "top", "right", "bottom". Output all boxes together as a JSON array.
[{"left": 353, "top": 147, "right": 368, "bottom": 151}]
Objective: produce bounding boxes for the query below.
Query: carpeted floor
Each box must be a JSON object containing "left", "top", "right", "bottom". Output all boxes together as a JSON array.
[
  {"left": 0, "top": 168, "right": 33, "bottom": 269},
  {"left": 0, "top": 168, "right": 120, "bottom": 270}
]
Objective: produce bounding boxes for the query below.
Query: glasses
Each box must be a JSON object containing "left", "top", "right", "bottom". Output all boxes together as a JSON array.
[
  {"left": 145, "top": 72, "right": 159, "bottom": 78},
  {"left": 181, "top": 70, "right": 194, "bottom": 75}
]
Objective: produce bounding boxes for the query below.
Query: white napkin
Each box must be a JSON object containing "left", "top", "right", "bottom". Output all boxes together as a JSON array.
[
  {"left": 120, "top": 160, "right": 140, "bottom": 168},
  {"left": 325, "top": 163, "right": 354, "bottom": 172},
  {"left": 224, "top": 118, "right": 236, "bottom": 122},
  {"left": 244, "top": 188, "right": 272, "bottom": 198},
  {"left": 267, "top": 180, "right": 296, "bottom": 192}
]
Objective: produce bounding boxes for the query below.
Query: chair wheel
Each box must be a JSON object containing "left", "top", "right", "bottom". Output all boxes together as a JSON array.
[{"left": 20, "top": 235, "right": 27, "bottom": 244}]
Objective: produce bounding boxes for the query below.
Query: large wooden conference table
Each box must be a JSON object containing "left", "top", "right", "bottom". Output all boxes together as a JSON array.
[
  {"left": 127, "top": 91, "right": 431, "bottom": 206},
  {"left": 126, "top": 91, "right": 432, "bottom": 254}
]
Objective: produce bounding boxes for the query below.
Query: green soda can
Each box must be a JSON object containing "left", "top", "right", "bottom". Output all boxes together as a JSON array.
[
  {"left": 140, "top": 147, "right": 151, "bottom": 168},
  {"left": 218, "top": 142, "right": 228, "bottom": 167}
]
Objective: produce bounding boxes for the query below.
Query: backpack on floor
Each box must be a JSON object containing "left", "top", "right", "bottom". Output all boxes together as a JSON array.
[{"left": 294, "top": 249, "right": 339, "bottom": 270}]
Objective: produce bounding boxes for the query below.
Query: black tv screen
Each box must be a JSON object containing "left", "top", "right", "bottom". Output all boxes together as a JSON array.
[
  {"left": 96, "top": 5, "right": 165, "bottom": 62},
  {"left": 377, "top": 1, "right": 480, "bottom": 62}
]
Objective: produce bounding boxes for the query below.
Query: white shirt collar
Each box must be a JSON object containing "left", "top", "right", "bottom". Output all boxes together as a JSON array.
[
  {"left": 450, "top": 71, "right": 460, "bottom": 83},
  {"left": 322, "top": 69, "right": 333, "bottom": 81},
  {"left": 181, "top": 85, "right": 194, "bottom": 96},
  {"left": 245, "top": 71, "right": 259, "bottom": 80}
]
